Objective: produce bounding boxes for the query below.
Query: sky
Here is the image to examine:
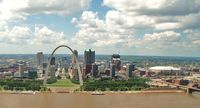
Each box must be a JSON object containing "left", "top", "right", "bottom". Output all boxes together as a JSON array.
[{"left": 0, "top": 0, "right": 200, "bottom": 57}]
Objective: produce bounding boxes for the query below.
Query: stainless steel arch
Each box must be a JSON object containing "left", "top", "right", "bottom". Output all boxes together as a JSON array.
[{"left": 43, "top": 45, "right": 83, "bottom": 86}]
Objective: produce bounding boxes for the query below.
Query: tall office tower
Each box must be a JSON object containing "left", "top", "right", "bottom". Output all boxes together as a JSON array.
[
  {"left": 110, "top": 64, "right": 116, "bottom": 77},
  {"left": 126, "top": 64, "right": 135, "bottom": 78},
  {"left": 72, "top": 50, "right": 78, "bottom": 64},
  {"left": 111, "top": 54, "right": 121, "bottom": 71},
  {"left": 36, "top": 52, "right": 44, "bottom": 68},
  {"left": 84, "top": 49, "right": 95, "bottom": 64},
  {"left": 91, "top": 63, "right": 98, "bottom": 78},
  {"left": 18, "top": 64, "right": 25, "bottom": 77},
  {"left": 48, "top": 57, "right": 55, "bottom": 65},
  {"left": 83, "top": 49, "right": 95, "bottom": 75},
  {"left": 36, "top": 52, "right": 44, "bottom": 78}
]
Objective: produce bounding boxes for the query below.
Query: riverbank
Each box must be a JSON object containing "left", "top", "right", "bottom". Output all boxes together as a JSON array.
[
  {"left": 74, "top": 90, "right": 184, "bottom": 94},
  {"left": 0, "top": 89, "right": 184, "bottom": 95}
]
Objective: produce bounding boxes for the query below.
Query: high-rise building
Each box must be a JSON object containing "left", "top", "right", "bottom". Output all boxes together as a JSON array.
[
  {"left": 84, "top": 49, "right": 95, "bottom": 64},
  {"left": 83, "top": 49, "right": 95, "bottom": 76},
  {"left": 126, "top": 64, "right": 135, "bottom": 78},
  {"left": 18, "top": 63, "right": 25, "bottom": 77},
  {"left": 111, "top": 54, "right": 121, "bottom": 71},
  {"left": 110, "top": 64, "right": 116, "bottom": 77},
  {"left": 36, "top": 52, "right": 44, "bottom": 68},
  {"left": 91, "top": 63, "right": 98, "bottom": 78},
  {"left": 83, "top": 64, "right": 92, "bottom": 76}
]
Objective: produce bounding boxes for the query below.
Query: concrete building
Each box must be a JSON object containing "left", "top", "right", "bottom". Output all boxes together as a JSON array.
[
  {"left": 111, "top": 64, "right": 116, "bottom": 77},
  {"left": 28, "top": 69, "right": 37, "bottom": 79},
  {"left": 83, "top": 49, "right": 95, "bottom": 76},
  {"left": 98, "top": 65, "right": 105, "bottom": 73},
  {"left": 91, "top": 63, "right": 98, "bottom": 78},
  {"left": 36, "top": 52, "right": 44, "bottom": 77},
  {"left": 84, "top": 49, "right": 95, "bottom": 64},
  {"left": 126, "top": 64, "right": 135, "bottom": 78},
  {"left": 36, "top": 52, "right": 44, "bottom": 68},
  {"left": 111, "top": 54, "right": 121, "bottom": 71},
  {"left": 83, "top": 64, "right": 92, "bottom": 76},
  {"left": 18, "top": 64, "right": 25, "bottom": 77}
]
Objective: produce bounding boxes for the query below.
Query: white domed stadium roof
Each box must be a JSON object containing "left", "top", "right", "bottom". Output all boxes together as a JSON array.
[{"left": 149, "top": 66, "right": 180, "bottom": 71}]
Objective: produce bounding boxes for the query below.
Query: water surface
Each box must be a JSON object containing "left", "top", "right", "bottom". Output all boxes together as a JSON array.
[{"left": 0, "top": 93, "right": 199, "bottom": 108}]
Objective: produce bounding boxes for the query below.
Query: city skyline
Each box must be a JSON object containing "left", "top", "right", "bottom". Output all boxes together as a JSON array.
[{"left": 0, "top": 0, "right": 200, "bottom": 57}]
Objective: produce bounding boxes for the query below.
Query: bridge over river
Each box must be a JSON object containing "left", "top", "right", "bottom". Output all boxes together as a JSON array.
[{"left": 158, "top": 80, "right": 200, "bottom": 94}]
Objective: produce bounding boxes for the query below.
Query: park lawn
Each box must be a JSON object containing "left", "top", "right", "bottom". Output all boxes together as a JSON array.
[{"left": 47, "top": 79, "right": 79, "bottom": 87}]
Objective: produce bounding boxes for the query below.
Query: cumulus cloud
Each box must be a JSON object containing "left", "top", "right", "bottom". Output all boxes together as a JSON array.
[
  {"left": 0, "top": 0, "right": 90, "bottom": 20},
  {"left": 103, "top": 0, "right": 200, "bottom": 16},
  {"left": 33, "top": 26, "right": 68, "bottom": 45},
  {"left": 0, "top": 25, "right": 68, "bottom": 45},
  {"left": 72, "top": 9, "right": 199, "bottom": 56},
  {"left": 103, "top": 0, "right": 200, "bottom": 30},
  {"left": 71, "top": 11, "right": 138, "bottom": 48},
  {"left": 143, "top": 31, "right": 182, "bottom": 49}
]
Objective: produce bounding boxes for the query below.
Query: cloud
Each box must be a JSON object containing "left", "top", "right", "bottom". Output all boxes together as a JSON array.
[
  {"left": 0, "top": 21, "right": 8, "bottom": 31},
  {"left": 0, "top": 25, "right": 68, "bottom": 45},
  {"left": 71, "top": 11, "right": 138, "bottom": 48},
  {"left": 72, "top": 10, "right": 200, "bottom": 56},
  {"left": 0, "top": 0, "right": 90, "bottom": 20},
  {"left": 184, "top": 29, "right": 200, "bottom": 45},
  {"left": 103, "top": 0, "right": 200, "bottom": 16},
  {"left": 0, "top": 26, "right": 32, "bottom": 44},
  {"left": 33, "top": 26, "right": 68, "bottom": 45},
  {"left": 22, "top": 0, "right": 90, "bottom": 15},
  {"left": 143, "top": 31, "right": 182, "bottom": 49},
  {"left": 103, "top": 0, "right": 200, "bottom": 30}
]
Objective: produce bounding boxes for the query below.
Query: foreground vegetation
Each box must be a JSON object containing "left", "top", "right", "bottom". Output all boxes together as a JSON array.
[
  {"left": 0, "top": 78, "right": 61, "bottom": 91},
  {"left": 80, "top": 78, "right": 150, "bottom": 91},
  {"left": 0, "top": 79, "right": 46, "bottom": 91}
]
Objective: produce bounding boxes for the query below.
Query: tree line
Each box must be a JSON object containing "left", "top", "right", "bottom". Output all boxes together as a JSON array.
[
  {"left": 80, "top": 78, "right": 150, "bottom": 91},
  {"left": 0, "top": 78, "right": 57, "bottom": 91}
]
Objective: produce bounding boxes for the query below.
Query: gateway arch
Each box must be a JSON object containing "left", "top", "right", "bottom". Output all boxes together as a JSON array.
[{"left": 43, "top": 45, "right": 83, "bottom": 86}]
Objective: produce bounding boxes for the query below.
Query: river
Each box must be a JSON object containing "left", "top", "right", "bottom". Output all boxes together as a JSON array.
[{"left": 0, "top": 93, "right": 199, "bottom": 108}]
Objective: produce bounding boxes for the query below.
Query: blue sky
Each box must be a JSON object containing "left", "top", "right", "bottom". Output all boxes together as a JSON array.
[{"left": 0, "top": 0, "right": 200, "bottom": 57}]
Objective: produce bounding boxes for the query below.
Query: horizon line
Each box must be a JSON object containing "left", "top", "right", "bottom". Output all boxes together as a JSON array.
[{"left": 0, "top": 53, "right": 200, "bottom": 58}]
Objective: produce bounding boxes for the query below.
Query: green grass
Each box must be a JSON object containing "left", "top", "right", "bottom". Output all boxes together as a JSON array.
[{"left": 47, "top": 79, "right": 78, "bottom": 87}]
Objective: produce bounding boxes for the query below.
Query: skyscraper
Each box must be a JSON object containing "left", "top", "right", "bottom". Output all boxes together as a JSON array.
[
  {"left": 111, "top": 54, "right": 121, "bottom": 71},
  {"left": 126, "top": 64, "right": 135, "bottom": 78},
  {"left": 111, "top": 64, "right": 116, "bottom": 77},
  {"left": 83, "top": 49, "right": 95, "bottom": 76},
  {"left": 36, "top": 52, "right": 44, "bottom": 68},
  {"left": 18, "top": 63, "right": 25, "bottom": 77},
  {"left": 84, "top": 49, "right": 95, "bottom": 64},
  {"left": 91, "top": 63, "right": 98, "bottom": 78}
]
